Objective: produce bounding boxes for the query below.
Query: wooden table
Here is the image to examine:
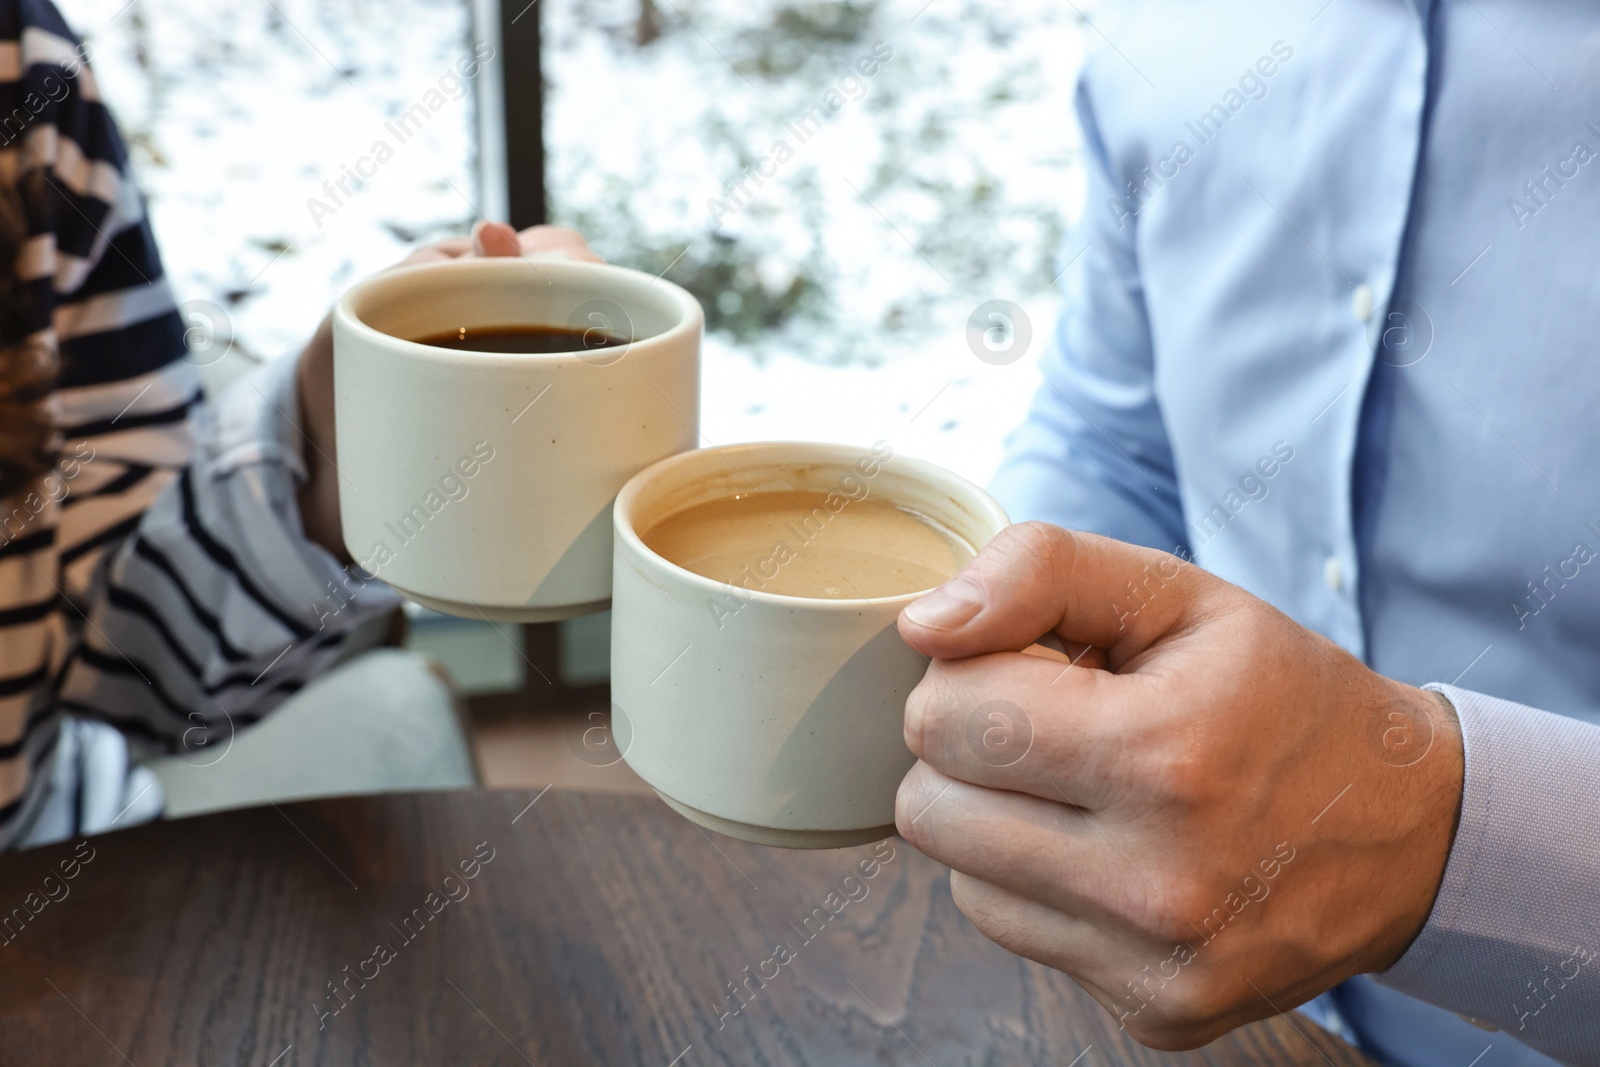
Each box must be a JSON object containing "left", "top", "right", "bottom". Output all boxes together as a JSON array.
[{"left": 0, "top": 790, "right": 1372, "bottom": 1066}]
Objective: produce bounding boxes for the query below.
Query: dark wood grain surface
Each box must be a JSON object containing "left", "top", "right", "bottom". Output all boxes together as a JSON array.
[{"left": 0, "top": 790, "right": 1373, "bottom": 1066}]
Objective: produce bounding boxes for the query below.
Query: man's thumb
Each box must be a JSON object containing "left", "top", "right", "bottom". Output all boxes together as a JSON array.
[{"left": 897, "top": 522, "right": 1194, "bottom": 662}]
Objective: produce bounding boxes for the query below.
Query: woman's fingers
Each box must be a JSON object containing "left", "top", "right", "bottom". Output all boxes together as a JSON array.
[
  {"left": 393, "top": 223, "right": 602, "bottom": 269},
  {"left": 472, "top": 220, "right": 522, "bottom": 257},
  {"left": 397, "top": 236, "right": 473, "bottom": 266},
  {"left": 516, "top": 224, "right": 604, "bottom": 262}
]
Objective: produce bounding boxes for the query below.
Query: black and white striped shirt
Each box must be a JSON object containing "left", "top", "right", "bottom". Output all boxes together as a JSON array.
[{"left": 0, "top": 0, "right": 395, "bottom": 849}]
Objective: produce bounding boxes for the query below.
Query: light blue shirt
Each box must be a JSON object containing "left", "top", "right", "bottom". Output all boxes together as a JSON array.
[{"left": 992, "top": 2, "right": 1600, "bottom": 1064}]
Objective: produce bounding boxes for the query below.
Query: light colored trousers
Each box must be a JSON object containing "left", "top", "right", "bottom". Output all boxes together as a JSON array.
[{"left": 20, "top": 649, "right": 476, "bottom": 848}]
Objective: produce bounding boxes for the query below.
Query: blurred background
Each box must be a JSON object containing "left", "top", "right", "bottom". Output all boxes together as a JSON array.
[{"left": 58, "top": 0, "right": 1088, "bottom": 782}]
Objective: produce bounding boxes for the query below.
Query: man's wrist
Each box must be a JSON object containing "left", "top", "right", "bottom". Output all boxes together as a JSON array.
[{"left": 1369, "top": 681, "right": 1465, "bottom": 971}]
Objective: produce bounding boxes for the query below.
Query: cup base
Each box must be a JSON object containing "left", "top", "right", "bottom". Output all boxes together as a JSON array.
[
  {"left": 395, "top": 587, "right": 612, "bottom": 623},
  {"left": 655, "top": 791, "right": 896, "bottom": 851}
]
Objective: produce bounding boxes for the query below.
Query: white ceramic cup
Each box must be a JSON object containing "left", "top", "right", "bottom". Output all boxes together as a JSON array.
[
  {"left": 333, "top": 257, "right": 702, "bottom": 622},
  {"left": 611, "top": 441, "right": 1010, "bottom": 849}
]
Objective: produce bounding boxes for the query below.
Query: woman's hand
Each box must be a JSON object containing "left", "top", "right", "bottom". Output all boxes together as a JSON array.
[
  {"left": 388, "top": 220, "right": 602, "bottom": 267},
  {"left": 293, "top": 222, "right": 601, "bottom": 561}
]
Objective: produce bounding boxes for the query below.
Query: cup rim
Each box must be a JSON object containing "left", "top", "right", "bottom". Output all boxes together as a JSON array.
[
  {"left": 613, "top": 440, "right": 1009, "bottom": 611},
  {"left": 332, "top": 256, "right": 704, "bottom": 365}
]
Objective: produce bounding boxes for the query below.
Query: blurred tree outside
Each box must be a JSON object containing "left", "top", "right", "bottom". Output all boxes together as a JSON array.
[{"left": 544, "top": 0, "right": 1085, "bottom": 366}]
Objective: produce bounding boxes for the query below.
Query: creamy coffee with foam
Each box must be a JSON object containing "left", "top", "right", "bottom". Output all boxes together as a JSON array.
[{"left": 641, "top": 489, "right": 974, "bottom": 600}]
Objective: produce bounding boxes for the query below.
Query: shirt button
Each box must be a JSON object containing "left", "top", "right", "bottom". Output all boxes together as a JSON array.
[
  {"left": 1351, "top": 284, "right": 1375, "bottom": 323},
  {"left": 1323, "top": 556, "right": 1344, "bottom": 593}
]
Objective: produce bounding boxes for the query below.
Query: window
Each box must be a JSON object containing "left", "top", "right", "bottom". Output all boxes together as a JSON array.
[{"left": 68, "top": 0, "right": 1088, "bottom": 702}]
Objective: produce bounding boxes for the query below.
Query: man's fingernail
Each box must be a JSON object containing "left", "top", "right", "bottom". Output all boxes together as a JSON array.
[{"left": 903, "top": 579, "right": 984, "bottom": 630}]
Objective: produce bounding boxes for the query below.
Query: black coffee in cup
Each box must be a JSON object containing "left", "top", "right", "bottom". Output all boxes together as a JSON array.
[{"left": 414, "top": 324, "right": 628, "bottom": 354}]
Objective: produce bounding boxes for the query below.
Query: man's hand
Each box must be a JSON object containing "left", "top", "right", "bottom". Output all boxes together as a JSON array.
[
  {"left": 893, "top": 522, "right": 1464, "bottom": 1049},
  {"left": 294, "top": 222, "right": 601, "bottom": 560}
]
